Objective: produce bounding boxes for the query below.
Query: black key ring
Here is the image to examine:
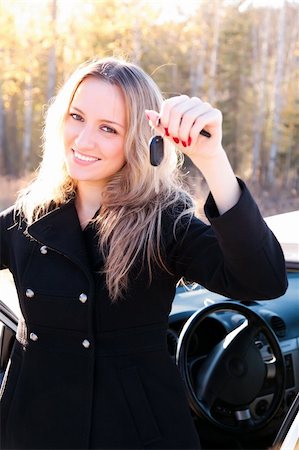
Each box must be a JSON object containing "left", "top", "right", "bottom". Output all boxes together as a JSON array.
[{"left": 149, "top": 134, "right": 164, "bottom": 166}]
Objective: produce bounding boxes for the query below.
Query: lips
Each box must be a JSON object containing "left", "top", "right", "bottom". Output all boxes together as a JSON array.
[{"left": 72, "top": 149, "right": 100, "bottom": 163}]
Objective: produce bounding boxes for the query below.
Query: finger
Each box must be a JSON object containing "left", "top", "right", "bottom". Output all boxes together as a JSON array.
[
  {"left": 144, "top": 109, "right": 164, "bottom": 134},
  {"left": 159, "top": 95, "right": 190, "bottom": 131},
  {"left": 177, "top": 100, "right": 213, "bottom": 143},
  {"left": 189, "top": 109, "right": 222, "bottom": 144},
  {"left": 166, "top": 97, "right": 202, "bottom": 141}
]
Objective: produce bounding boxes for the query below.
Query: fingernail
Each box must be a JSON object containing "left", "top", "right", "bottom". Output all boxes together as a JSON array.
[
  {"left": 145, "top": 112, "right": 150, "bottom": 120},
  {"left": 182, "top": 141, "right": 187, "bottom": 147},
  {"left": 173, "top": 137, "right": 179, "bottom": 144},
  {"left": 165, "top": 127, "right": 169, "bottom": 136},
  {"left": 188, "top": 136, "right": 192, "bottom": 146}
]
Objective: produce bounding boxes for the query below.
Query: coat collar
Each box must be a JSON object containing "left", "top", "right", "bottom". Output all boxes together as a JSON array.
[{"left": 26, "top": 198, "right": 92, "bottom": 275}]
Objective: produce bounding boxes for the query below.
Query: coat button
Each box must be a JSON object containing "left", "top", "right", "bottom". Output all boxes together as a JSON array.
[
  {"left": 30, "top": 332, "right": 38, "bottom": 341},
  {"left": 82, "top": 339, "right": 90, "bottom": 349},
  {"left": 79, "top": 293, "right": 88, "bottom": 303},
  {"left": 40, "top": 245, "right": 48, "bottom": 254},
  {"left": 25, "top": 288, "right": 35, "bottom": 298}
]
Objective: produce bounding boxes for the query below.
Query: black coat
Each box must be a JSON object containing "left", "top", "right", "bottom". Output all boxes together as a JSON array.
[{"left": 0, "top": 180, "right": 287, "bottom": 450}]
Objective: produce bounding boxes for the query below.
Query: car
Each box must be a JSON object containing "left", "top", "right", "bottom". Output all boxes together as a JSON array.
[
  {"left": 0, "top": 211, "right": 298, "bottom": 450},
  {"left": 272, "top": 392, "right": 299, "bottom": 450}
]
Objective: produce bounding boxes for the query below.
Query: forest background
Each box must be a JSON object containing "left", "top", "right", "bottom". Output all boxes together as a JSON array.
[{"left": 0, "top": 0, "right": 298, "bottom": 216}]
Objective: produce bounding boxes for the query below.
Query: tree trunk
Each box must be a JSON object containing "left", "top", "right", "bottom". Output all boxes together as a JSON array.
[
  {"left": 267, "top": 1, "right": 286, "bottom": 186},
  {"left": 189, "top": 35, "right": 207, "bottom": 97},
  {"left": 47, "top": 0, "right": 57, "bottom": 100},
  {"left": 208, "top": 1, "right": 221, "bottom": 103},
  {"left": 252, "top": 10, "right": 270, "bottom": 184},
  {"left": 6, "top": 95, "right": 18, "bottom": 176},
  {"left": 22, "top": 72, "right": 33, "bottom": 172},
  {"left": 282, "top": 4, "right": 299, "bottom": 189},
  {"left": 0, "top": 80, "right": 4, "bottom": 174},
  {"left": 131, "top": 1, "right": 142, "bottom": 65}
]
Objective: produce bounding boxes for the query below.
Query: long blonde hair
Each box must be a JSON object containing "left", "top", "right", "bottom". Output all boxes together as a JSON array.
[{"left": 17, "top": 57, "right": 195, "bottom": 301}]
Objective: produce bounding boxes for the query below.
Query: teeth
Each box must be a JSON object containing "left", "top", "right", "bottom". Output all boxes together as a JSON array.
[{"left": 74, "top": 150, "right": 99, "bottom": 162}]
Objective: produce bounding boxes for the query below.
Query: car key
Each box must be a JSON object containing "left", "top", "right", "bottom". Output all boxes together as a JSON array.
[
  {"left": 149, "top": 135, "right": 164, "bottom": 167},
  {"left": 149, "top": 120, "right": 211, "bottom": 166}
]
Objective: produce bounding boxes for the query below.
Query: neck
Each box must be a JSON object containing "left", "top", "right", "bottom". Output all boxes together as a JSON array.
[{"left": 75, "top": 181, "right": 103, "bottom": 229}]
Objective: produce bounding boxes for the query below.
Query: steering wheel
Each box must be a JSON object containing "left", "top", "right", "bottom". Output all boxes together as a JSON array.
[{"left": 176, "top": 302, "right": 285, "bottom": 433}]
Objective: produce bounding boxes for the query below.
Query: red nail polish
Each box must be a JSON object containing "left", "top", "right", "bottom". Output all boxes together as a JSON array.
[
  {"left": 165, "top": 127, "right": 169, "bottom": 136},
  {"left": 173, "top": 137, "right": 179, "bottom": 144},
  {"left": 145, "top": 112, "right": 150, "bottom": 120},
  {"left": 188, "top": 136, "right": 192, "bottom": 146},
  {"left": 182, "top": 141, "right": 187, "bottom": 147}
]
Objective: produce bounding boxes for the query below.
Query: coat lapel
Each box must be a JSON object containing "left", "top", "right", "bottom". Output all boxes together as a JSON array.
[{"left": 26, "top": 199, "right": 92, "bottom": 276}]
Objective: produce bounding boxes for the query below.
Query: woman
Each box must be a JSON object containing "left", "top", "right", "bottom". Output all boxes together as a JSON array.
[{"left": 0, "top": 57, "right": 287, "bottom": 450}]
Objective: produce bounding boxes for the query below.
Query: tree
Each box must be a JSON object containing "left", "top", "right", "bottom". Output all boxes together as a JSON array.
[
  {"left": 0, "top": 0, "right": 298, "bottom": 212},
  {"left": 267, "top": 0, "right": 286, "bottom": 186},
  {"left": 251, "top": 8, "right": 270, "bottom": 184},
  {"left": 47, "top": 0, "right": 57, "bottom": 101}
]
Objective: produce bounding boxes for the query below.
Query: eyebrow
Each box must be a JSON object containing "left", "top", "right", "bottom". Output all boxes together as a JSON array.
[{"left": 70, "top": 106, "right": 125, "bottom": 129}]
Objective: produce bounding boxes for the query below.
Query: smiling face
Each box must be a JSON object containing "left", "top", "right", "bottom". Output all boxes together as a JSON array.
[{"left": 63, "top": 76, "right": 127, "bottom": 191}]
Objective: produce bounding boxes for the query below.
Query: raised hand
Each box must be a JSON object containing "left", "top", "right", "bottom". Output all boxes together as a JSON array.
[
  {"left": 146, "top": 95, "right": 241, "bottom": 214},
  {"left": 145, "top": 95, "right": 224, "bottom": 164}
]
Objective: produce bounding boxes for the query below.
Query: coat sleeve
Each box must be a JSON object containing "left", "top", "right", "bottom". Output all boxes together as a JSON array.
[
  {"left": 0, "top": 206, "right": 15, "bottom": 270},
  {"left": 166, "top": 179, "right": 288, "bottom": 301}
]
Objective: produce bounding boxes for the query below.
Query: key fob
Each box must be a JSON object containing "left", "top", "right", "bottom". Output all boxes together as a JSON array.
[{"left": 149, "top": 135, "right": 164, "bottom": 166}]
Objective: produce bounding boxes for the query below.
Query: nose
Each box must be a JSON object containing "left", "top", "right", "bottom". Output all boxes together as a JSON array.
[{"left": 74, "top": 125, "right": 96, "bottom": 151}]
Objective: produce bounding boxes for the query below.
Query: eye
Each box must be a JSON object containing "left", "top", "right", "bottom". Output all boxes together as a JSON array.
[
  {"left": 70, "top": 113, "right": 83, "bottom": 121},
  {"left": 101, "top": 125, "right": 117, "bottom": 134}
]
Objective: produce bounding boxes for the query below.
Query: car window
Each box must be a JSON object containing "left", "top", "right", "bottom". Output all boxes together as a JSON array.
[
  {"left": 0, "top": 317, "right": 16, "bottom": 386},
  {"left": 265, "top": 211, "right": 299, "bottom": 264},
  {"left": 0, "top": 270, "right": 20, "bottom": 317}
]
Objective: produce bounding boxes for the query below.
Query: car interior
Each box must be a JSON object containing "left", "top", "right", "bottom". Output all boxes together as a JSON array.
[{"left": 168, "top": 286, "right": 298, "bottom": 449}]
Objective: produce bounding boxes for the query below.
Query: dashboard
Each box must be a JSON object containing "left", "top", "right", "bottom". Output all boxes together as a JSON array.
[{"left": 167, "top": 271, "right": 299, "bottom": 443}]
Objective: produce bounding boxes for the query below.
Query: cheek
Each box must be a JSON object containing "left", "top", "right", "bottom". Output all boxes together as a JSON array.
[
  {"left": 63, "top": 121, "right": 77, "bottom": 145},
  {"left": 106, "top": 140, "right": 126, "bottom": 164},
  {"left": 116, "top": 146, "right": 126, "bottom": 167},
  {"left": 63, "top": 124, "right": 71, "bottom": 148}
]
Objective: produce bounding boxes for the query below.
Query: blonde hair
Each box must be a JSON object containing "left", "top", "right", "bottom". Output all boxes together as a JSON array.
[{"left": 17, "top": 57, "right": 195, "bottom": 301}]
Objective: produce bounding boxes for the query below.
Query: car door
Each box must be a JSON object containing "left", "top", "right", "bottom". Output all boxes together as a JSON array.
[
  {"left": 0, "top": 300, "right": 18, "bottom": 386},
  {"left": 272, "top": 393, "right": 299, "bottom": 450}
]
